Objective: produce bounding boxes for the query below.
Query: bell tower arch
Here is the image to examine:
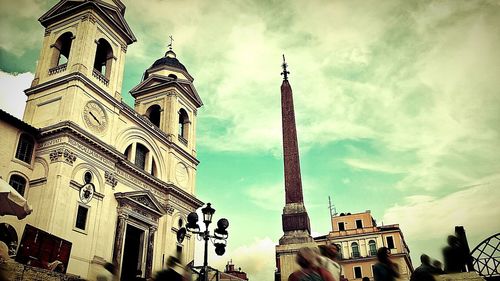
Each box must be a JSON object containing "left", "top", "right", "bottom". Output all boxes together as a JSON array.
[{"left": 23, "top": 0, "right": 136, "bottom": 129}]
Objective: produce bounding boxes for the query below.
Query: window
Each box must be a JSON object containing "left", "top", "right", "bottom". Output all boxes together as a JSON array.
[
  {"left": 9, "top": 175, "right": 27, "bottom": 196},
  {"left": 338, "top": 222, "right": 345, "bottom": 231},
  {"left": 335, "top": 243, "right": 343, "bottom": 259},
  {"left": 356, "top": 219, "right": 363, "bottom": 229},
  {"left": 351, "top": 242, "right": 360, "bottom": 258},
  {"left": 146, "top": 105, "right": 161, "bottom": 127},
  {"left": 93, "top": 38, "right": 113, "bottom": 79},
  {"left": 135, "top": 143, "right": 148, "bottom": 170},
  {"left": 51, "top": 32, "right": 73, "bottom": 68},
  {"left": 386, "top": 236, "right": 395, "bottom": 249},
  {"left": 353, "top": 266, "right": 362, "bottom": 279},
  {"left": 75, "top": 205, "right": 89, "bottom": 231},
  {"left": 178, "top": 109, "right": 189, "bottom": 141},
  {"left": 368, "top": 240, "right": 377, "bottom": 256},
  {"left": 15, "top": 134, "right": 34, "bottom": 164}
]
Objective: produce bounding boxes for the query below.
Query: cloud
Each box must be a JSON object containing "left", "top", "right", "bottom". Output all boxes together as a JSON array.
[
  {"left": 382, "top": 173, "right": 500, "bottom": 262},
  {"left": 0, "top": 70, "right": 32, "bottom": 118},
  {"left": 246, "top": 182, "right": 284, "bottom": 211},
  {"left": 207, "top": 237, "right": 277, "bottom": 281}
]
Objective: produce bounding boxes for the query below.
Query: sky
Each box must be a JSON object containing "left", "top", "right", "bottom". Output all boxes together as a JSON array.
[{"left": 1, "top": 0, "right": 500, "bottom": 280}]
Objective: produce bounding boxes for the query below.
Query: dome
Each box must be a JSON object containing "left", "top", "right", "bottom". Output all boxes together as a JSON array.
[{"left": 148, "top": 50, "right": 187, "bottom": 73}]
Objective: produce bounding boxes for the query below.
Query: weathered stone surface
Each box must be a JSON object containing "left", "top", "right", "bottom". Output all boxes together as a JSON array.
[
  {"left": 2, "top": 261, "right": 85, "bottom": 281},
  {"left": 435, "top": 272, "right": 486, "bottom": 281}
]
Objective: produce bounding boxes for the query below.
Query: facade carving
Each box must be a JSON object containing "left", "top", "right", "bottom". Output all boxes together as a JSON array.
[
  {"left": 49, "top": 148, "right": 77, "bottom": 165},
  {"left": 104, "top": 171, "right": 118, "bottom": 187}
]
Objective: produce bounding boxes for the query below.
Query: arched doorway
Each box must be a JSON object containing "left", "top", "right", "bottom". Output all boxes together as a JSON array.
[{"left": 0, "top": 223, "right": 18, "bottom": 256}]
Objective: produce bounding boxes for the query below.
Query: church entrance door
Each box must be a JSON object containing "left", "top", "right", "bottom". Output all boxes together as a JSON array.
[{"left": 120, "top": 224, "right": 145, "bottom": 281}]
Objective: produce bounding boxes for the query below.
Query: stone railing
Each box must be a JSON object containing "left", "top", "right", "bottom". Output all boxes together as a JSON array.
[
  {"left": 48, "top": 64, "right": 67, "bottom": 75},
  {"left": 92, "top": 68, "right": 109, "bottom": 86}
]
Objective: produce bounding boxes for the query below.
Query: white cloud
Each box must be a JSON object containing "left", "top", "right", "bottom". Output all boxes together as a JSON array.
[
  {"left": 246, "top": 182, "right": 284, "bottom": 211},
  {"left": 0, "top": 71, "right": 32, "bottom": 118},
  {"left": 382, "top": 173, "right": 500, "bottom": 263}
]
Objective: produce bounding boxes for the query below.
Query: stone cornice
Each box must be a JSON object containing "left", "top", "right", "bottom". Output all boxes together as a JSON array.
[{"left": 38, "top": 121, "right": 203, "bottom": 209}]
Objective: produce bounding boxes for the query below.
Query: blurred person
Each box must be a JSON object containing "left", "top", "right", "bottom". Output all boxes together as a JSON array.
[
  {"left": 362, "top": 277, "right": 370, "bottom": 281},
  {"left": 288, "top": 247, "right": 335, "bottom": 281},
  {"left": 443, "top": 235, "right": 466, "bottom": 273},
  {"left": 96, "top": 262, "right": 116, "bottom": 281},
  {"left": 373, "top": 247, "right": 400, "bottom": 281},
  {"left": 0, "top": 241, "right": 12, "bottom": 281},
  {"left": 318, "top": 244, "right": 341, "bottom": 281},
  {"left": 431, "top": 260, "right": 444, "bottom": 274},
  {"left": 154, "top": 256, "right": 189, "bottom": 281},
  {"left": 410, "top": 254, "right": 435, "bottom": 281}
]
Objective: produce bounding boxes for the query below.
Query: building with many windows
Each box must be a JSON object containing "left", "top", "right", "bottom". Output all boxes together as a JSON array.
[
  {"left": 315, "top": 211, "right": 414, "bottom": 281},
  {"left": 0, "top": 0, "right": 204, "bottom": 280}
]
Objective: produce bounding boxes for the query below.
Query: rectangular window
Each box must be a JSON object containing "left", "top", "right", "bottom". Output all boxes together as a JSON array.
[
  {"left": 15, "top": 134, "right": 34, "bottom": 163},
  {"left": 75, "top": 205, "right": 89, "bottom": 231},
  {"left": 356, "top": 219, "right": 363, "bottom": 229},
  {"left": 354, "top": 266, "right": 362, "bottom": 279},
  {"left": 338, "top": 222, "right": 345, "bottom": 231},
  {"left": 386, "top": 236, "right": 395, "bottom": 249}
]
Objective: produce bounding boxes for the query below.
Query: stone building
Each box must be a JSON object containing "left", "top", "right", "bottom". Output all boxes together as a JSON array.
[
  {"left": 315, "top": 211, "right": 414, "bottom": 281},
  {"left": 0, "top": 0, "right": 204, "bottom": 280}
]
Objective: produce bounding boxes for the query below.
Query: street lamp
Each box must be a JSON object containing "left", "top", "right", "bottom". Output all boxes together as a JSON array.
[{"left": 177, "top": 203, "right": 229, "bottom": 281}]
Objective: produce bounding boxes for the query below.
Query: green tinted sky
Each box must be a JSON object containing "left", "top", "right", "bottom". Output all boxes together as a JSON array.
[{"left": 1, "top": 0, "right": 500, "bottom": 280}]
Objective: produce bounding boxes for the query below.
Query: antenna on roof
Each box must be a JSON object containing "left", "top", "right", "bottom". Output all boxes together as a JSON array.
[{"left": 328, "top": 196, "right": 338, "bottom": 218}]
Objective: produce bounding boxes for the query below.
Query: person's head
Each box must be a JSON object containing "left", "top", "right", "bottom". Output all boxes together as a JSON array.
[
  {"left": 296, "top": 247, "right": 319, "bottom": 269},
  {"left": 362, "top": 277, "right": 370, "bottom": 281},
  {"left": 432, "top": 260, "right": 442, "bottom": 270},
  {"left": 319, "top": 244, "right": 340, "bottom": 260},
  {"left": 0, "top": 241, "right": 9, "bottom": 262},
  {"left": 377, "top": 247, "right": 391, "bottom": 263},
  {"left": 420, "top": 254, "right": 431, "bottom": 265}
]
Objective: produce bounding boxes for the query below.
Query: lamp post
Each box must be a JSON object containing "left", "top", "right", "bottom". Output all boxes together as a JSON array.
[{"left": 177, "top": 203, "right": 229, "bottom": 281}]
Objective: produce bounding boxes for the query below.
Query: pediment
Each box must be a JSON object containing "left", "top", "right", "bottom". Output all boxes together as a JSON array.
[
  {"left": 115, "top": 190, "right": 165, "bottom": 216},
  {"left": 130, "top": 75, "right": 203, "bottom": 107},
  {"left": 39, "top": 0, "right": 136, "bottom": 44}
]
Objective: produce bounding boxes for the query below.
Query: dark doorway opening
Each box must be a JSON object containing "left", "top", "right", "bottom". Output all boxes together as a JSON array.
[{"left": 121, "top": 224, "right": 144, "bottom": 281}]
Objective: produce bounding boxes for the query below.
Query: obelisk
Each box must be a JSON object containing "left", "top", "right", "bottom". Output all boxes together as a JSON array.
[{"left": 279, "top": 55, "right": 312, "bottom": 245}]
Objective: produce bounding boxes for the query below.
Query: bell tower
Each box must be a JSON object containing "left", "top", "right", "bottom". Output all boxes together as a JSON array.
[
  {"left": 23, "top": 0, "right": 136, "bottom": 129},
  {"left": 130, "top": 42, "right": 203, "bottom": 157}
]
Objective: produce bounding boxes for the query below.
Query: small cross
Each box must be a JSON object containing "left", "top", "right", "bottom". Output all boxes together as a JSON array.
[
  {"left": 168, "top": 35, "right": 174, "bottom": 50},
  {"left": 281, "top": 54, "right": 290, "bottom": 80}
]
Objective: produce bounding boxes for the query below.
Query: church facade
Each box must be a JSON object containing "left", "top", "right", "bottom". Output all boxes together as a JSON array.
[{"left": 0, "top": 0, "right": 204, "bottom": 280}]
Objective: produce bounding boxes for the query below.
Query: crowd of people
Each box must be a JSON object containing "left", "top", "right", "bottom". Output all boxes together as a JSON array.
[{"left": 288, "top": 244, "right": 455, "bottom": 281}]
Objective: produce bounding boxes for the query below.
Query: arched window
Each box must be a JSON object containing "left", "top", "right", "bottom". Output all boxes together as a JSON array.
[
  {"left": 335, "top": 243, "right": 343, "bottom": 259},
  {"left": 51, "top": 32, "right": 73, "bottom": 68},
  {"left": 124, "top": 144, "right": 132, "bottom": 160},
  {"left": 168, "top": 74, "right": 177, "bottom": 80},
  {"left": 15, "top": 134, "right": 34, "bottom": 164},
  {"left": 368, "top": 240, "right": 377, "bottom": 256},
  {"left": 9, "top": 174, "right": 27, "bottom": 196},
  {"left": 351, "top": 242, "right": 360, "bottom": 258},
  {"left": 0, "top": 223, "right": 18, "bottom": 256},
  {"left": 93, "top": 38, "right": 113, "bottom": 80},
  {"left": 135, "top": 143, "right": 148, "bottom": 170},
  {"left": 146, "top": 105, "right": 161, "bottom": 127},
  {"left": 178, "top": 109, "right": 189, "bottom": 142}
]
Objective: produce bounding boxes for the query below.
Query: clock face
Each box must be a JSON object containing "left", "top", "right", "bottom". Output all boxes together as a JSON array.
[
  {"left": 175, "top": 163, "right": 189, "bottom": 188},
  {"left": 79, "top": 183, "right": 94, "bottom": 204},
  {"left": 83, "top": 101, "right": 108, "bottom": 133}
]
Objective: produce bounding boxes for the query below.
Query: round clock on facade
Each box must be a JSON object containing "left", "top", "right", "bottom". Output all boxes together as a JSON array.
[
  {"left": 83, "top": 101, "right": 108, "bottom": 133},
  {"left": 79, "top": 183, "right": 94, "bottom": 204},
  {"left": 175, "top": 163, "right": 189, "bottom": 188}
]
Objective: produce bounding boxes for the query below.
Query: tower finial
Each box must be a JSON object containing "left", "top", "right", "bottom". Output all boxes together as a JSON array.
[
  {"left": 168, "top": 35, "right": 174, "bottom": 51},
  {"left": 281, "top": 54, "right": 290, "bottom": 80}
]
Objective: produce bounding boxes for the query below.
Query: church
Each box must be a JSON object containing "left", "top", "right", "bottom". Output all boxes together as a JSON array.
[{"left": 0, "top": 0, "right": 204, "bottom": 280}]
